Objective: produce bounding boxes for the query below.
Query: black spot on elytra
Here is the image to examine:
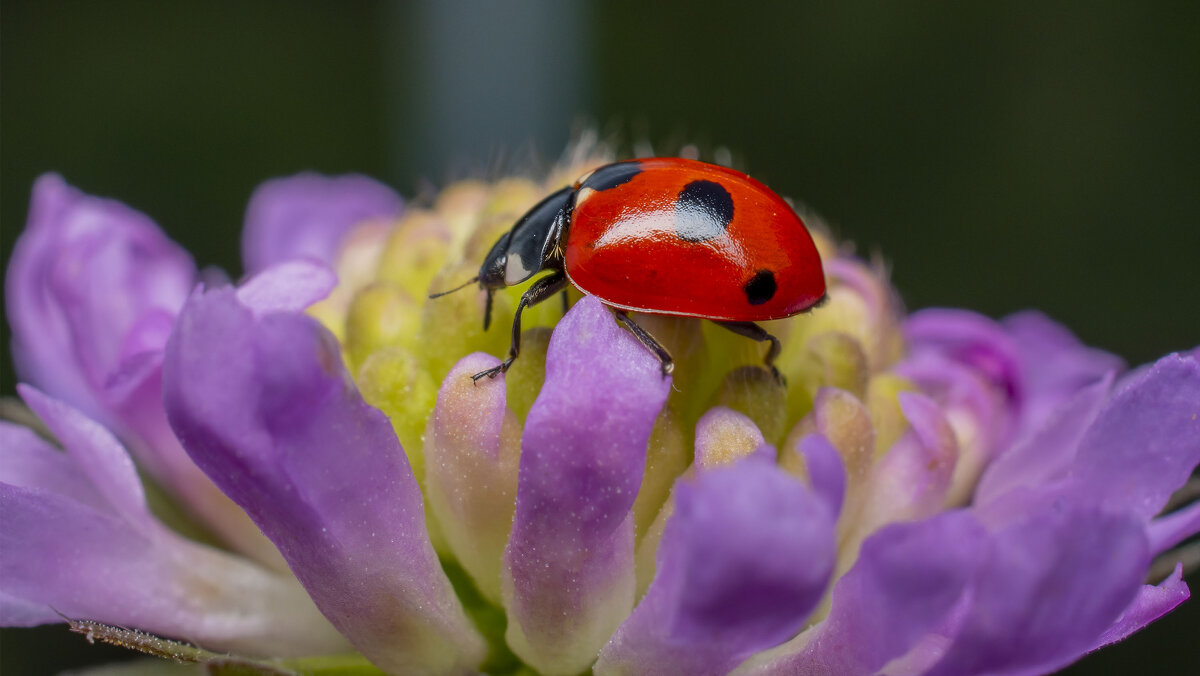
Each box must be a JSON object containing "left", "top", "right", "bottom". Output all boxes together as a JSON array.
[
  {"left": 581, "top": 161, "right": 642, "bottom": 192},
  {"left": 744, "top": 270, "right": 776, "bottom": 306},
  {"left": 675, "top": 180, "right": 734, "bottom": 242}
]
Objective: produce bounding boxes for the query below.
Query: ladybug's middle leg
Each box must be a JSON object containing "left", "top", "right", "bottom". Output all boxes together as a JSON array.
[
  {"left": 613, "top": 310, "right": 674, "bottom": 377},
  {"left": 471, "top": 272, "right": 569, "bottom": 382},
  {"left": 713, "top": 321, "right": 784, "bottom": 385}
]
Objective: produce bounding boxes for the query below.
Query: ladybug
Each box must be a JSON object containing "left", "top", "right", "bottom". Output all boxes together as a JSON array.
[{"left": 431, "top": 157, "right": 826, "bottom": 382}]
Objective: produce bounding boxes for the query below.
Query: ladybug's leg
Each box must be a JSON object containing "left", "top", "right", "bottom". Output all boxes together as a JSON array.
[
  {"left": 560, "top": 290, "right": 570, "bottom": 315},
  {"left": 482, "top": 289, "right": 496, "bottom": 331},
  {"left": 613, "top": 310, "right": 674, "bottom": 377},
  {"left": 713, "top": 321, "right": 784, "bottom": 385},
  {"left": 472, "top": 272, "right": 569, "bottom": 382}
]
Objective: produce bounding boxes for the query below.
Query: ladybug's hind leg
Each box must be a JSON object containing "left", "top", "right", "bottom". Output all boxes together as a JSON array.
[
  {"left": 472, "top": 272, "right": 569, "bottom": 382},
  {"left": 613, "top": 310, "right": 674, "bottom": 377},
  {"left": 713, "top": 321, "right": 785, "bottom": 385}
]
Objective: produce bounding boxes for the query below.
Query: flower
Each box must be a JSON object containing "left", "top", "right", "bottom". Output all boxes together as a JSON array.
[
  {"left": 2, "top": 150, "right": 1198, "bottom": 676},
  {"left": 3, "top": 173, "right": 401, "bottom": 571}
]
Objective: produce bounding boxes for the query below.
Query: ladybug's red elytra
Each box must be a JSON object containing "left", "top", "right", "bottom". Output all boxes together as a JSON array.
[{"left": 430, "top": 157, "right": 827, "bottom": 382}]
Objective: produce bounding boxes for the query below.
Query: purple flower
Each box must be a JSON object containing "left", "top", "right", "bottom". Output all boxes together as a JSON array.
[
  {"left": 1, "top": 385, "right": 346, "bottom": 657},
  {"left": 3, "top": 157, "right": 1198, "bottom": 675},
  {"left": 241, "top": 172, "right": 403, "bottom": 274},
  {"left": 3, "top": 174, "right": 282, "bottom": 565},
  {"left": 2, "top": 173, "right": 404, "bottom": 660},
  {"left": 6, "top": 174, "right": 196, "bottom": 424}
]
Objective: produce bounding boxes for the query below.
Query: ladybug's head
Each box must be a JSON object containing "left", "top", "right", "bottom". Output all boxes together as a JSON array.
[
  {"left": 479, "top": 186, "right": 573, "bottom": 288},
  {"left": 430, "top": 185, "right": 574, "bottom": 331}
]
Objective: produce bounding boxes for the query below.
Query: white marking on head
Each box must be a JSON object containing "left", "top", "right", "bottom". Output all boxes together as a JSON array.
[
  {"left": 505, "top": 252, "right": 533, "bottom": 285},
  {"left": 575, "top": 187, "right": 596, "bottom": 207}
]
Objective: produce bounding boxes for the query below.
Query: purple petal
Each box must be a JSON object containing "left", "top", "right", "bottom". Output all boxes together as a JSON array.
[
  {"left": 0, "top": 394, "right": 344, "bottom": 656},
  {"left": 636, "top": 407, "right": 766, "bottom": 601},
  {"left": 895, "top": 353, "right": 1007, "bottom": 448},
  {"left": 1148, "top": 500, "right": 1200, "bottom": 555},
  {"left": 502, "top": 296, "right": 672, "bottom": 675},
  {"left": 0, "top": 175, "right": 275, "bottom": 565},
  {"left": 792, "top": 433, "right": 846, "bottom": 519},
  {"left": 1002, "top": 310, "right": 1125, "bottom": 431},
  {"left": 101, "top": 350, "right": 287, "bottom": 569},
  {"left": 234, "top": 260, "right": 337, "bottom": 315},
  {"left": 825, "top": 257, "right": 897, "bottom": 329},
  {"left": 0, "top": 422, "right": 105, "bottom": 512},
  {"left": 795, "top": 387, "right": 874, "bottom": 503},
  {"left": 5, "top": 173, "right": 195, "bottom": 424},
  {"left": 901, "top": 310, "right": 1030, "bottom": 501},
  {"left": 1, "top": 482, "right": 153, "bottom": 628},
  {"left": 1068, "top": 353, "right": 1200, "bottom": 520},
  {"left": 241, "top": 172, "right": 402, "bottom": 274},
  {"left": 0, "top": 590, "right": 58, "bottom": 626},
  {"left": 924, "top": 508, "right": 1148, "bottom": 676},
  {"left": 894, "top": 351, "right": 1006, "bottom": 505},
  {"left": 0, "top": 483, "right": 344, "bottom": 657},
  {"left": 424, "top": 352, "right": 521, "bottom": 603},
  {"left": 904, "top": 309, "right": 1023, "bottom": 406},
  {"left": 974, "top": 374, "right": 1113, "bottom": 509},
  {"left": 738, "top": 511, "right": 987, "bottom": 676},
  {"left": 163, "top": 287, "right": 484, "bottom": 673},
  {"left": 853, "top": 392, "right": 957, "bottom": 534},
  {"left": 1092, "top": 563, "right": 1190, "bottom": 649},
  {"left": 596, "top": 460, "right": 834, "bottom": 676},
  {"left": 18, "top": 386, "right": 156, "bottom": 534}
]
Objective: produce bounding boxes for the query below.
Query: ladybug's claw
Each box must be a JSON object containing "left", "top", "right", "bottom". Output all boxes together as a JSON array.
[
  {"left": 471, "top": 356, "right": 515, "bottom": 383},
  {"left": 470, "top": 365, "right": 503, "bottom": 383}
]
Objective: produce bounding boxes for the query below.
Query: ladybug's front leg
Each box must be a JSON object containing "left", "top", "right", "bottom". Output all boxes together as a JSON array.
[
  {"left": 713, "top": 321, "right": 785, "bottom": 385},
  {"left": 471, "top": 272, "right": 569, "bottom": 382},
  {"left": 613, "top": 310, "right": 674, "bottom": 377}
]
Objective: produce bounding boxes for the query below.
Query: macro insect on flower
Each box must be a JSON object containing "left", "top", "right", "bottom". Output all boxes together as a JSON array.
[
  {"left": 2, "top": 142, "right": 1198, "bottom": 676},
  {"left": 431, "top": 158, "right": 826, "bottom": 383}
]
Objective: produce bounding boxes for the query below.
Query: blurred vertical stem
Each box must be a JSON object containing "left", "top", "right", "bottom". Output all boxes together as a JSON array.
[{"left": 383, "top": 0, "right": 592, "bottom": 186}]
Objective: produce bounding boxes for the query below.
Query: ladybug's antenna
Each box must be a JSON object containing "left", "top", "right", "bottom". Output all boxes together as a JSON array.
[{"left": 428, "top": 276, "right": 479, "bottom": 299}]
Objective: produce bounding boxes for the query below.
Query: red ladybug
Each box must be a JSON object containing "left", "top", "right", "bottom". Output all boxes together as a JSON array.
[{"left": 432, "top": 157, "right": 826, "bottom": 381}]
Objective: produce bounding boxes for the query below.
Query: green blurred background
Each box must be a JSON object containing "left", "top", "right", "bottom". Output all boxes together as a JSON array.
[{"left": 2, "top": 1, "right": 1197, "bottom": 674}]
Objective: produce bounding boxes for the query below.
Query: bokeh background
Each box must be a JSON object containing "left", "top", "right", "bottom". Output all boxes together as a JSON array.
[{"left": 2, "top": 1, "right": 1197, "bottom": 673}]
